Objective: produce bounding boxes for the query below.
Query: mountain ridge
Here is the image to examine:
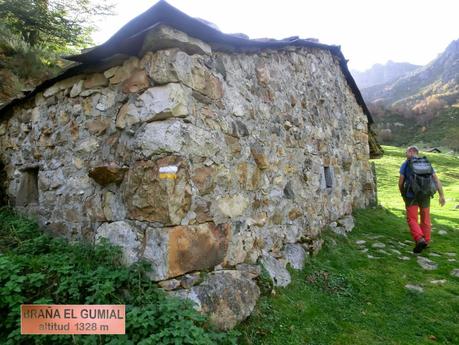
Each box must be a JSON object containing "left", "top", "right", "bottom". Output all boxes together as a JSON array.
[
  {"left": 361, "top": 38, "right": 459, "bottom": 109},
  {"left": 361, "top": 38, "right": 459, "bottom": 152},
  {"left": 351, "top": 61, "right": 420, "bottom": 90}
]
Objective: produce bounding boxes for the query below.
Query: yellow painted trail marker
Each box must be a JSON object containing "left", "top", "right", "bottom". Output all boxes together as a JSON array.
[{"left": 159, "top": 165, "right": 178, "bottom": 180}]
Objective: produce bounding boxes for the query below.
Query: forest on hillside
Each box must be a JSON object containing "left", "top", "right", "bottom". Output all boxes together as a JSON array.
[
  {"left": 0, "top": 0, "right": 114, "bottom": 105},
  {"left": 352, "top": 40, "right": 459, "bottom": 153}
]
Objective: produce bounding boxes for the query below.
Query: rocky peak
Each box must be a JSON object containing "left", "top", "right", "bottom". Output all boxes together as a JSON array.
[
  {"left": 352, "top": 61, "right": 421, "bottom": 89},
  {"left": 361, "top": 37, "right": 459, "bottom": 106},
  {"left": 444, "top": 39, "right": 459, "bottom": 55}
]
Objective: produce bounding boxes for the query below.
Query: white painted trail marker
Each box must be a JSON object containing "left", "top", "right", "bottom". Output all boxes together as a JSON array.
[{"left": 159, "top": 166, "right": 178, "bottom": 180}]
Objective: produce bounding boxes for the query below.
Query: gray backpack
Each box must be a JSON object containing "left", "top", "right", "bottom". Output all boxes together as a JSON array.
[{"left": 406, "top": 157, "right": 437, "bottom": 198}]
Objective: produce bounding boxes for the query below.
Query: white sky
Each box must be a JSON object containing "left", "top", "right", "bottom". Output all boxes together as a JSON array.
[{"left": 92, "top": 0, "right": 459, "bottom": 71}]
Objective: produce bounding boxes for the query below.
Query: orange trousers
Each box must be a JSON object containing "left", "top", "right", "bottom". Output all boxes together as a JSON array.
[{"left": 406, "top": 205, "right": 431, "bottom": 243}]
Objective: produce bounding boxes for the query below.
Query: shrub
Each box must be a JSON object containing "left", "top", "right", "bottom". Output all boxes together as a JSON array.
[{"left": 0, "top": 206, "right": 237, "bottom": 344}]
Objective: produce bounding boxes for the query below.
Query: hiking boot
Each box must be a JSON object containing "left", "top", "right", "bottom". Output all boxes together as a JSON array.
[{"left": 413, "top": 238, "right": 427, "bottom": 253}]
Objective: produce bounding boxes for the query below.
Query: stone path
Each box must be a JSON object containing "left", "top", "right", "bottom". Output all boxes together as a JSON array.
[
  {"left": 430, "top": 279, "right": 447, "bottom": 285},
  {"left": 416, "top": 256, "right": 438, "bottom": 270},
  {"left": 355, "top": 233, "right": 459, "bottom": 293},
  {"left": 405, "top": 284, "right": 423, "bottom": 293}
]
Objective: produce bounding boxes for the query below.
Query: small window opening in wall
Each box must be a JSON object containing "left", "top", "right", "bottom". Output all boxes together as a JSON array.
[
  {"left": 324, "top": 166, "right": 333, "bottom": 189},
  {"left": 16, "top": 167, "right": 39, "bottom": 206}
]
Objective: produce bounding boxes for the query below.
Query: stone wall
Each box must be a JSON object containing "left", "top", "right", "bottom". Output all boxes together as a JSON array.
[{"left": 0, "top": 26, "right": 376, "bottom": 328}]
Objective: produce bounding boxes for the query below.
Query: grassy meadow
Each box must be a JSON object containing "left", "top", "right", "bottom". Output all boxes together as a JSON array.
[{"left": 238, "top": 145, "right": 459, "bottom": 345}]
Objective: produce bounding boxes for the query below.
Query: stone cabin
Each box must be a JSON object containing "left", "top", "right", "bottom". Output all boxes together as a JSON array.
[{"left": 0, "top": 1, "right": 382, "bottom": 329}]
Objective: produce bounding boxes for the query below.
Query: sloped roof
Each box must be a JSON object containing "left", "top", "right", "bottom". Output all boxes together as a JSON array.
[{"left": 0, "top": 0, "right": 373, "bottom": 124}]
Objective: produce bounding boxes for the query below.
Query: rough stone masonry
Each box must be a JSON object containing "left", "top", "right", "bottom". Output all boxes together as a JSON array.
[{"left": 0, "top": 17, "right": 377, "bottom": 329}]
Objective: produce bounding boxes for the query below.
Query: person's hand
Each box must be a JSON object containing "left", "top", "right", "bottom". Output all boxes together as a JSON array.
[{"left": 439, "top": 195, "right": 446, "bottom": 207}]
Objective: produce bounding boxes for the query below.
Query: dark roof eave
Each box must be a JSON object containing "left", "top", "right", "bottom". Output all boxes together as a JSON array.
[
  {"left": 65, "top": 0, "right": 335, "bottom": 63},
  {"left": 0, "top": 0, "right": 373, "bottom": 125}
]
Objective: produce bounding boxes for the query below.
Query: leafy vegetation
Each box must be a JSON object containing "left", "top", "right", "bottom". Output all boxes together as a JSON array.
[
  {"left": 0, "top": 0, "right": 115, "bottom": 104},
  {"left": 238, "top": 145, "right": 459, "bottom": 344},
  {"left": 0, "top": 24, "right": 64, "bottom": 83},
  {"left": 373, "top": 107, "right": 459, "bottom": 152},
  {"left": 0, "top": 0, "right": 114, "bottom": 51},
  {"left": 0, "top": 206, "right": 237, "bottom": 344}
]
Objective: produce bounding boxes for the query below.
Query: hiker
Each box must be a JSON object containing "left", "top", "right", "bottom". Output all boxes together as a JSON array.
[{"left": 399, "top": 146, "right": 445, "bottom": 253}]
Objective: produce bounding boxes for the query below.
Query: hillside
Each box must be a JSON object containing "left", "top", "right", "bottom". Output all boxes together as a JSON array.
[
  {"left": 0, "top": 25, "right": 67, "bottom": 107},
  {"left": 238, "top": 146, "right": 459, "bottom": 344},
  {"left": 362, "top": 39, "right": 459, "bottom": 109},
  {"left": 351, "top": 61, "right": 420, "bottom": 90},
  {"left": 372, "top": 107, "right": 459, "bottom": 152},
  {"left": 360, "top": 39, "right": 459, "bottom": 152}
]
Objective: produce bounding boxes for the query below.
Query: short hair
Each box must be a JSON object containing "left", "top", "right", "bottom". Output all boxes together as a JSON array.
[{"left": 406, "top": 145, "right": 419, "bottom": 154}]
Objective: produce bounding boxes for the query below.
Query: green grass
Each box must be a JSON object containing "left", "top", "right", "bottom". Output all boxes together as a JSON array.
[
  {"left": 376, "top": 145, "right": 459, "bottom": 229},
  {"left": 237, "top": 145, "right": 459, "bottom": 345}
]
